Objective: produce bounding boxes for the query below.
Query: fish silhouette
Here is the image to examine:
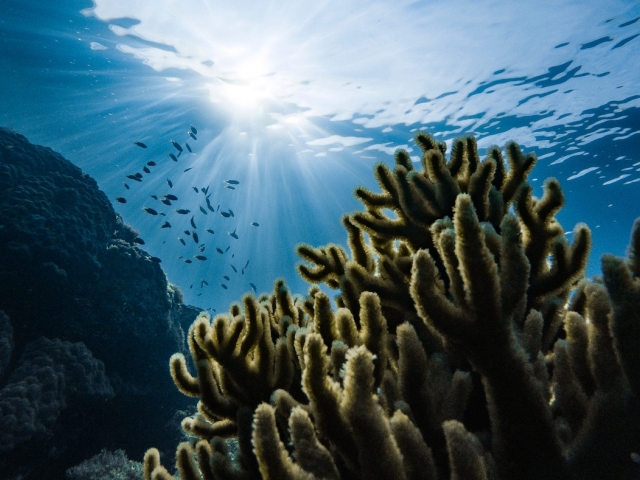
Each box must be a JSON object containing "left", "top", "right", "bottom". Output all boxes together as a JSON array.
[{"left": 170, "top": 140, "right": 183, "bottom": 152}]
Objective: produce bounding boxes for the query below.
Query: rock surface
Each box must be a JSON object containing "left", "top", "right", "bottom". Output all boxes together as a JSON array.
[{"left": 0, "top": 127, "right": 200, "bottom": 479}]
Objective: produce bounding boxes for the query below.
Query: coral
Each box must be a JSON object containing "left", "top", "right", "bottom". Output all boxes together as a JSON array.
[
  {"left": 146, "top": 133, "right": 640, "bottom": 479},
  {"left": 65, "top": 449, "right": 144, "bottom": 480},
  {"left": 0, "top": 311, "right": 114, "bottom": 479}
]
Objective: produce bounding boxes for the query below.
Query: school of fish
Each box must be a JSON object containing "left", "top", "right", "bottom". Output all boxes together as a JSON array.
[{"left": 120, "top": 125, "right": 261, "bottom": 311}]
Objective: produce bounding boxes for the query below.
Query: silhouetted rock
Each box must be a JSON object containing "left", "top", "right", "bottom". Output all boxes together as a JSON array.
[{"left": 0, "top": 127, "right": 200, "bottom": 479}]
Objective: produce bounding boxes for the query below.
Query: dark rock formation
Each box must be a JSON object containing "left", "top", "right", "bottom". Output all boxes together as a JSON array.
[{"left": 0, "top": 127, "right": 200, "bottom": 479}]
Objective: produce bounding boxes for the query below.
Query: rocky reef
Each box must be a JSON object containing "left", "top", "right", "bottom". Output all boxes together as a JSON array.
[
  {"left": 0, "top": 127, "right": 200, "bottom": 479},
  {"left": 146, "top": 133, "right": 640, "bottom": 479}
]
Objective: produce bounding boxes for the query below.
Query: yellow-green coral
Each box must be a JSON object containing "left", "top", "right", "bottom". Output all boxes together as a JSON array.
[{"left": 144, "top": 134, "right": 640, "bottom": 480}]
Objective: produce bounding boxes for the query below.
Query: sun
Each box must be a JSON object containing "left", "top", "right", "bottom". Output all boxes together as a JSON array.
[{"left": 208, "top": 57, "right": 275, "bottom": 113}]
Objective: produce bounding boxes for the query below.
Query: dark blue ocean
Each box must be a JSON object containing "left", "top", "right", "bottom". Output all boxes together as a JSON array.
[
  {"left": 1, "top": 0, "right": 639, "bottom": 310},
  {"left": 1, "top": 1, "right": 640, "bottom": 478}
]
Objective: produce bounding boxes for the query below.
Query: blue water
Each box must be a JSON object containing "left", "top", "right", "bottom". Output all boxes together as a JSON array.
[{"left": 1, "top": 0, "right": 639, "bottom": 311}]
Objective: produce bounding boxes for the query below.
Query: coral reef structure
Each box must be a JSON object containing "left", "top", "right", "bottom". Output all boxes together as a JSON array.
[
  {"left": 0, "top": 128, "right": 200, "bottom": 479},
  {"left": 146, "top": 132, "right": 640, "bottom": 480}
]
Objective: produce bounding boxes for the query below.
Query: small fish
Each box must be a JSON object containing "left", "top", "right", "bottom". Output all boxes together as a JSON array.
[
  {"left": 216, "top": 248, "right": 224, "bottom": 254},
  {"left": 164, "top": 194, "right": 178, "bottom": 201},
  {"left": 185, "top": 142, "right": 192, "bottom": 153},
  {"left": 193, "top": 231, "right": 199, "bottom": 243},
  {"left": 161, "top": 199, "right": 172, "bottom": 206},
  {"left": 229, "top": 209, "right": 234, "bottom": 217},
  {"left": 206, "top": 199, "right": 215, "bottom": 213},
  {"left": 195, "top": 255, "right": 207, "bottom": 261},
  {"left": 190, "top": 284, "right": 193, "bottom": 289},
  {"left": 249, "top": 282, "right": 257, "bottom": 292},
  {"left": 147, "top": 161, "right": 157, "bottom": 166},
  {"left": 190, "top": 125, "right": 198, "bottom": 135},
  {"left": 221, "top": 284, "right": 228, "bottom": 289},
  {"left": 170, "top": 140, "right": 183, "bottom": 152},
  {"left": 169, "top": 153, "right": 178, "bottom": 162},
  {"left": 123, "top": 183, "right": 130, "bottom": 189},
  {"left": 201, "top": 279, "right": 209, "bottom": 286},
  {"left": 184, "top": 230, "right": 191, "bottom": 236},
  {"left": 127, "top": 175, "right": 142, "bottom": 182},
  {"left": 151, "top": 195, "right": 158, "bottom": 200},
  {"left": 225, "top": 180, "right": 240, "bottom": 185},
  {"left": 221, "top": 211, "right": 231, "bottom": 218},
  {"left": 179, "top": 238, "right": 186, "bottom": 245},
  {"left": 225, "top": 246, "right": 230, "bottom": 252},
  {"left": 161, "top": 221, "right": 171, "bottom": 228},
  {"left": 150, "top": 257, "right": 162, "bottom": 263},
  {"left": 244, "top": 260, "right": 249, "bottom": 269},
  {"left": 115, "top": 197, "right": 127, "bottom": 204},
  {"left": 198, "top": 244, "right": 206, "bottom": 252},
  {"left": 203, "top": 186, "right": 209, "bottom": 195},
  {"left": 206, "top": 229, "right": 215, "bottom": 234},
  {"left": 188, "top": 131, "right": 197, "bottom": 140},
  {"left": 197, "top": 293, "right": 202, "bottom": 296},
  {"left": 143, "top": 207, "right": 158, "bottom": 215},
  {"left": 251, "top": 222, "right": 259, "bottom": 227},
  {"left": 143, "top": 166, "right": 150, "bottom": 174},
  {"left": 135, "top": 173, "right": 143, "bottom": 179},
  {"left": 230, "top": 264, "right": 237, "bottom": 273},
  {"left": 176, "top": 209, "right": 190, "bottom": 214},
  {"left": 199, "top": 206, "right": 207, "bottom": 215},
  {"left": 183, "top": 259, "right": 192, "bottom": 264},
  {"left": 167, "top": 179, "right": 173, "bottom": 188},
  {"left": 190, "top": 216, "right": 197, "bottom": 229},
  {"left": 226, "top": 186, "right": 236, "bottom": 190},
  {"left": 223, "top": 275, "right": 230, "bottom": 281},
  {"left": 134, "top": 237, "right": 145, "bottom": 245},
  {"left": 228, "top": 229, "right": 238, "bottom": 239},
  {"left": 192, "top": 187, "right": 198, "bottom": 193},
  {"left": 134, "top": 141, "right": 147, "bottom": 148},
  {"left": 183, "top": 168, "right": 192, "bottom": 172},
  {"left": 159, "top": 213, "right": 166, "bottom": 216}
]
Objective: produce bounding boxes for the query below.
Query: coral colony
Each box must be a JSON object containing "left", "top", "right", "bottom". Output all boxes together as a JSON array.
[{"left": 144, "top": 133, "right": 640, "bottom": 479}]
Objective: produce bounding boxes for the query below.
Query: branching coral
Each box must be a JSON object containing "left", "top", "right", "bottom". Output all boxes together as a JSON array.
[{"left": 146, "top": 134, "right": 640, "bottom": 480}]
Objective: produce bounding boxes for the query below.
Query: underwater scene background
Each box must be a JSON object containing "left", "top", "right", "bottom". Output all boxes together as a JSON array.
[
  {"left": 2, "top": 0, "right": 639, "bottom": 309},
  {"left": 1, "top": 0, "right": 640, "bottom": 478}
]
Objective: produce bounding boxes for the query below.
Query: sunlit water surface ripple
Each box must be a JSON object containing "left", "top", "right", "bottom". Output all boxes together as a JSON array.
[{"left": 1, "top": 0, "right": 639, "bottom": 309}]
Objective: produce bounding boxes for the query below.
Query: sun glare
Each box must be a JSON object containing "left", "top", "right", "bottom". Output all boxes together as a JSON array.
[
  {"left": 208, "top": 56, "right": 276, "bottom": 113},
  {"left": 215, "top": 82, "right": 269, "bottom": 110}
]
